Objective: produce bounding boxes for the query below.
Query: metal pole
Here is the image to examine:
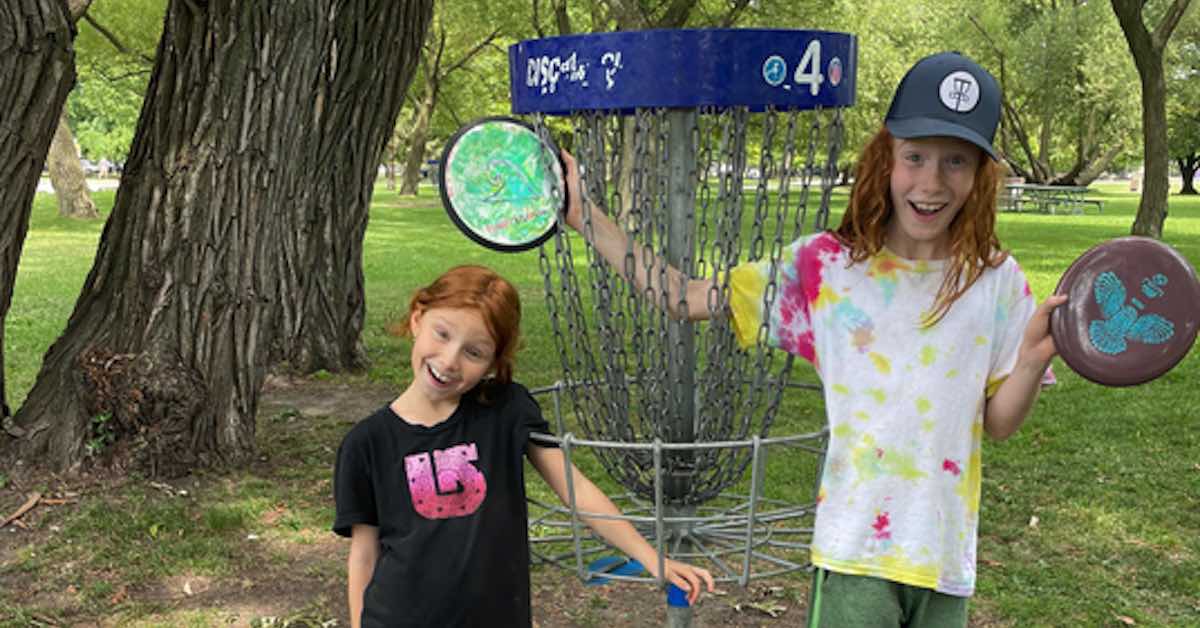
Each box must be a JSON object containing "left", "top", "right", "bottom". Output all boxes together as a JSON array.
[{"left": 664, "top": 108, "right": 697, "bottom": 628}]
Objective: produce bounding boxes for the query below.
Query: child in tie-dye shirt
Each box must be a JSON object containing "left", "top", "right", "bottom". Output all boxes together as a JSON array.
[{"left": 562, "top": 52, "right": 1064, "bottom": 628}]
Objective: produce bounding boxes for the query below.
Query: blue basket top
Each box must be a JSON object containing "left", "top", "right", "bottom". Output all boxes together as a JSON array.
[{"left": 509, "top": 28, "right": 857, "bottom": 115}]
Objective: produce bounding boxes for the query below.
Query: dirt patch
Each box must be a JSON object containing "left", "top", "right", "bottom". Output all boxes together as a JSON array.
[{"left": 2, "top": 379, "right": 1007, "bottom": 626}]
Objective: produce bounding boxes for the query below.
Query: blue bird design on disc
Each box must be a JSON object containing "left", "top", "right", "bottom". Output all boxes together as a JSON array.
[{"left": 1087, "top": 271, "right": 1175, "bottom": 355}]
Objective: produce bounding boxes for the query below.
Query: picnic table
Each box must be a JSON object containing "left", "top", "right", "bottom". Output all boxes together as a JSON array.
[{"left": 1000, "top": 183, "right": 1104, "bottom": 214}]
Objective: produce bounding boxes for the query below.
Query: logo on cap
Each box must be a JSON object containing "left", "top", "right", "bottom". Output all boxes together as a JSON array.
[{"left": 938, "top": 71, "right": 979, "bottom": 113}]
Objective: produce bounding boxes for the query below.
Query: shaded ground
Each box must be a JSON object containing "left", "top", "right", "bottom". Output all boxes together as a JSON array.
[
  {"left": 1, "top": 378, "right": 1012, "bottom": 626},
  {"left": 0, "top": 378, "right": 811, "bottom": 627}
]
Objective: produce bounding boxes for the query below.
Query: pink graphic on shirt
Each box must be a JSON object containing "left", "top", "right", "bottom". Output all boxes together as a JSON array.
[
  {"left": 405, "top": 443, "right": 487, "bottom": 520},
  {"left": 943, "top": 458, "right": 962, "bottom": 476},
  {"left": 778, "top": 235, "right": 842, "bottom": 366},
  {"left": 871, "top": 512, "right": 892, "bottom": 540}
]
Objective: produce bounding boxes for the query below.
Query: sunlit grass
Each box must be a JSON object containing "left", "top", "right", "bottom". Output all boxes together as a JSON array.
[{"left": 3, "top": 181, "right": 1198, "bottom": 626}]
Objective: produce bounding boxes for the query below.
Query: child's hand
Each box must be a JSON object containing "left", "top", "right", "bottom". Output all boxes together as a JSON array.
[
  {"left": 1019, "top": 294, "right": 1068, "bottom": 368},
  {"left": 652, "top": 558, "right": 715, "bottom": 606},
  {"left": 560, "top": 150, "right": 585, "bottom": 232}
]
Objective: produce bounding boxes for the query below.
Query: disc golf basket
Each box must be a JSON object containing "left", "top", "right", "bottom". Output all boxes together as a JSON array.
[{"left": 509, "top": 29, "right": 856, "bottom": 624}]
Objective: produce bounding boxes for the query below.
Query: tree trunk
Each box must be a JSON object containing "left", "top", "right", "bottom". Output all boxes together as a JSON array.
[
  {"left": 6, "top": 1, "right": 432, "bottom": 474},
  {"left": 1131, "top": 58, "right": 1170, "bottom": 238},
  {"left": 384, "top": 136, "right": 398, "bottom": 191},
  {"left": 1112, "top": 0, "right": 1193, "bottom": 238},
  {"left": 1180, "top": 155, "right": 1199, "bottom": 195},
  {"left": 47, "top": 111, "right": 99, "bottom": 219},
  {"left": 276, "top": 1, "right": 431, "bottom": 374},
  {"left": 0, "top": 2, "right": 76, "bottom": 437},
  {"left": 400, "top": 83, "right": 435, "bottom": 196}
]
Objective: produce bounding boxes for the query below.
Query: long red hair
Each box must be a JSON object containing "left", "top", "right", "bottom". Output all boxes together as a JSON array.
[
  {"left": 390, "top": 265, "right": 522, "bottom": 392},
  {"left": 834, "top": 126, "right": 1007, "bottom": 325}
]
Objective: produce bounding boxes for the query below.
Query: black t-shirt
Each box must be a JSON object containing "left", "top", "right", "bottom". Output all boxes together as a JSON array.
[{"left": 332, "top": 382, "right": 553, "bottom": 628}]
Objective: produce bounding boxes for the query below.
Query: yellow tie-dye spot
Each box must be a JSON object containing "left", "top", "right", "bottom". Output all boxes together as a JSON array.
[
  {"left": 869, "top": 352, "right": 892, "bottom": 375},
  {"left": 877, "top": 548, "right": 941, "bottom": 588},
  {"left": 920, "top": 345, "right": 937, "bottom": 366},
  {"left": 915, "top": 397, "right": 931, "bottom": 414},
  {"left": 946, "top": 369, "right": 959, "bottom": 379},
  {"left": 921, "top": 419, "right": 935, "bottom": 432},
  {"left": 811, "top": 547, "right": 941, "bottom": 592},
  {"left": 814, "top": 283, "right": 841, "bottom": 310},
  {"left": 833, "top": 423, "right": 856, "bottom": 439},
  {"left": 867, "top": 388, "right": 887, "bottom": 403},
  {"left": 831, "top": 383, "right": 850, "bottom": 395},
  {"left": 854, "top": 411, "right": 870, "bottom": 422},
  {"left": 956, "top": 421, "right": 984, "bottom": 516},
  {"left": 851, "top": 437, "right": 926, "bottom": 483},
  {"left": 975, "top": 335, "right": 987, "bottom": 346}
]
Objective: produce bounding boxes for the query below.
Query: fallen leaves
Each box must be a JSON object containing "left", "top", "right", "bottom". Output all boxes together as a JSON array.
[{"left": 733, "top": 601, "right": 788, "bottom": 618}]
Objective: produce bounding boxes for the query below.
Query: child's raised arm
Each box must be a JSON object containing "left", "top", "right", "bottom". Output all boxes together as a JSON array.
[
  {"left": 527, "top": 444, "right": 716, "bottom": 605},
  {"left": 985, "top": 295, "right": 1067, "bottom": 440},
  {"left": 561, "top": 151, "right": 714, "bottom": 322}
]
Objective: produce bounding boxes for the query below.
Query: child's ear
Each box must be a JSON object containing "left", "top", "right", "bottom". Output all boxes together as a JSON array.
[{"left": 409, "top": 308, "right": 423, "bottom": 336}]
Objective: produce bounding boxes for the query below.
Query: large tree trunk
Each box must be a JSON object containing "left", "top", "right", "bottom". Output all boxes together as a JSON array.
[
  {"left": 276, "top": 1, "right": 431, "bottom": 373},
  {"left": 1178, "top": 155, "right": 1198, "bottom": 195},
  {"left": 47, "top": 111, "right": 99, "bottom": 219},
  {"left": 5, "top": 1, "right": 432, "bottom": 474},
  {"left": 1112, "top": 0, "right": 1193, "bottom": 239},
  {"left": 0, "top": 2, "right": 77, "bottom": 428},
  {"left": 1130, "top": 55, "right": 1170, "bottom": 237},
  {"left": 399, "top": 83, "right": 435, "bottom": 196}
]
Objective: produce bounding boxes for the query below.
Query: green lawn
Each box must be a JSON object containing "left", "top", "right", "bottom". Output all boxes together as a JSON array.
[{"left": 1, "top": 181, "right": 1198, "bottom": 626}]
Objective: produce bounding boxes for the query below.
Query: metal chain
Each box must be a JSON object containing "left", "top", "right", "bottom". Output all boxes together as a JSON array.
[{"left": 537, "top": 103, "right": 846, "bottom": 504}]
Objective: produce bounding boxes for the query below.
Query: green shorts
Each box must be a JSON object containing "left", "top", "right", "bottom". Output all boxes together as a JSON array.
[{"left": 808, "top": 569, "right": 968, "bottom": 628}]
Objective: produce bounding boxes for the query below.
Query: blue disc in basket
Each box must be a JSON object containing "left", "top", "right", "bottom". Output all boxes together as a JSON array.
[
  {"left": 438, "top": 116, "right": 563, "bottom": 252},
  {"left": 1050, "top": 237, "right": 1200, "bottom": 386}
]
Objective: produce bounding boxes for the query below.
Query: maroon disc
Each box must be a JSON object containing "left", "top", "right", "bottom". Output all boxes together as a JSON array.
[{"left": 1050, "top": 237, "right": 1200, "bottom": 386}]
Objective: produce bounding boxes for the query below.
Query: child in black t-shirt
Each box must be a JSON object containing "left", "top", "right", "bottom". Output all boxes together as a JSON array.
[{"left": 333, "top": 265, "right": 714, "bottom": 628}]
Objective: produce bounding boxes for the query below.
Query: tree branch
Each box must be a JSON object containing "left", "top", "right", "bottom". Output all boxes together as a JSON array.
[
  {"left": 532, "top": 0, "right": 546, "bottom": 38},
  {"left": 657, "top": 0, "right": 695, "bottom": 28},
  {"left": 554, "top": 0, "right": 572, "bottom": 35},
  {"left": 441, "top": 28, "right": 501, "bottom": 78},
  {"left": 1152, "top": 0, "right": 1194, "bottom": 50},
  {"left": 82, "top": 13, "right": 156, "bottom": 64}
]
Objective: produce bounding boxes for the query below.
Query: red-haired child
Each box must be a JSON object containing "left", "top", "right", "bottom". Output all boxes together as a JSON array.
[
  {"left": 332, "top": 264, "right": 713, "bottom": 627},
  {"left": 563, "top": 52, "right": 1064, "bottom": 628}
]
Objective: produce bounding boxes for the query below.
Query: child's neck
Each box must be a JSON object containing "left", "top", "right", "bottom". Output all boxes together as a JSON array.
[
  {"left": 390, "top": 385, "right": 461, "bottom": 427},
  {"left": 884, "top": 234, "right": 951, "bottom": 261}
]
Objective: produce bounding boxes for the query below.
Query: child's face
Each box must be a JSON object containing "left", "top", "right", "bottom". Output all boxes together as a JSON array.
[
  {"left": 886, "top": 136, "right": 981, "bottom": 260},
  {"left": 408, "top": 306, "right": 497, "bottom": 405}
]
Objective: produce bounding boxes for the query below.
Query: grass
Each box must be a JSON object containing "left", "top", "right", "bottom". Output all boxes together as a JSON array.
[{"left": 2, "top": 180, "right": 1199, "bottom": 626}]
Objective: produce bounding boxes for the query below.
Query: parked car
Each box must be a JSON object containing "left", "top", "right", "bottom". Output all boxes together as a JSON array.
[{"left": 79, "top": 159, "right": 101, "bottom": 176}]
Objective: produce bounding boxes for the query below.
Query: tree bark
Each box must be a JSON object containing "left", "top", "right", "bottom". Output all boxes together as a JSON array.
[
  {"left": 399, "top": 80, "right": 435, "bottom": 195},
  {"left": 5, "top": 1, "right": 432, "bottom": 474},
  {"left": 1179, "top": 155, "right": 1199, "bottom": 194},
  {"left": 1112, "top": 0, "right": 1194, "bottom": 238},
  {"left": 47, "top": 111, "right": 99, "bottom": 219},
  {"left": 0, "top": 2, "right": 77, "bottom": 435},
  {"left": 276, "top": 0, "right": 432, "bottom": 374}
]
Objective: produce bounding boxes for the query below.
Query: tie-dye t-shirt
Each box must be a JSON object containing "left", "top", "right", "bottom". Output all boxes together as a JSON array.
[{"left": 729, "top": 231, "right": 1036, "bottom": 597}]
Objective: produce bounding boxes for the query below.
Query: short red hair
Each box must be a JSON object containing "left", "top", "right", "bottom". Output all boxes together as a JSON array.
[
  {"left": 834, "top": 126, "right": 1007, "bottom": 324},
  {"left": 392, "top": 265, "right": 522, "bottom": 390}
]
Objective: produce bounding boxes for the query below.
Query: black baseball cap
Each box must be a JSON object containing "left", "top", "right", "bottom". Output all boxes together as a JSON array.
[{"left": 885, "top": 52, "right": 1001, "bottom": 160}]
